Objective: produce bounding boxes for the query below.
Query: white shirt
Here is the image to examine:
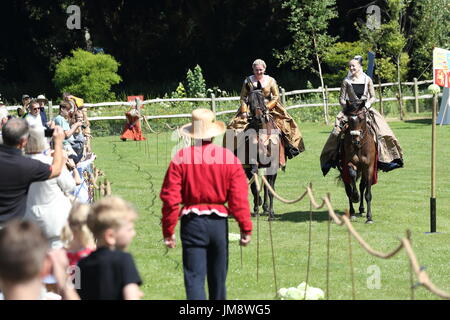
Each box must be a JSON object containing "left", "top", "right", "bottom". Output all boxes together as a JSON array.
[
  {"left": 24, "top": 153, "right": 76, "bottom": 245},
  {"left": 25, "top": 113, "right": 44, "bottom": 128}
]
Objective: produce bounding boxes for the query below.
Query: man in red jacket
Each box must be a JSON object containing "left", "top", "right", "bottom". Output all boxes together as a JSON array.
[{"left": 160, "top": 108, "right": 252, "bottom": 300}]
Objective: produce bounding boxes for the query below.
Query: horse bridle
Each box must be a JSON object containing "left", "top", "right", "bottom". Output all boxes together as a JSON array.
[{"left": 347, "top": 108, "right": 368, "bottom": 148}]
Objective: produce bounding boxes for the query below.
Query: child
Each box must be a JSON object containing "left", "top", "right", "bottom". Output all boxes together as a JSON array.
[
  {"left": 77, "top": 196, "right": 143, "bottom": 300},
  {"left": 0, "top": 220, "right": 79, "bottom": 300},
  {"left": 62, "top": 203, "right": 96, "bottom": 266}
]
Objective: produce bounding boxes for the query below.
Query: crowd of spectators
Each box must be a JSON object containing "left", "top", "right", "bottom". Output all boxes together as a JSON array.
[{"left": 0, "top": 94, "right": 143, "bottom": 300}]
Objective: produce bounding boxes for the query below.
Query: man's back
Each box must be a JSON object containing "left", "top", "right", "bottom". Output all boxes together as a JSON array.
[{"left": 0, "top": 144, "right": 50, "bottom": 223}]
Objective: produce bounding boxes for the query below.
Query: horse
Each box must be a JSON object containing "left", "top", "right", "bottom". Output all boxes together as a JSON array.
[
  {"left": 341, "top": 100, "right": 377, "bottom": 224},
  {"left": 240, "top": 86, "right": 284, "bottom": 221}
]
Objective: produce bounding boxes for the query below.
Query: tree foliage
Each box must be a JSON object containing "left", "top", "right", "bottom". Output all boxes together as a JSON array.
[
  {"left": 274, "top": 0, "right": 338, "bottom": 77},
  {"left": 186, "top": 65, "right": 207, "bottom": 98},
  {"left": 409, "top": 0, "right": 450, "bottom": 79},
  {"left": 53, "top": 49, "right": 122, "bottom": 102},
  {"left": 356, "top": 0, "right": 411, "bottom": 82},
  {"left": 322, "top": 41, "right": 369, "bottom": 86}
]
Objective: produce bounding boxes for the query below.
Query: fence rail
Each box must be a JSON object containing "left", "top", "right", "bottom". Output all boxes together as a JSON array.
[{"left": 4, "top": 79, "right": 440, "bottom": 122}]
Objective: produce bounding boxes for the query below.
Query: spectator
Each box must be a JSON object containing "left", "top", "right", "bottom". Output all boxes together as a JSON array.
[
  {"left": 24, "top": 125, "right": 76, "bottom": 249},
  {"left": 0, "top": 118, "right": 66, "bottom": 224},
  {"left": 53, "top": 101, "right": 83, "bottom": 163},
  {"left": 17, "top": 94, "right": 30, "bottom": 118},
  {"left": 70, "top": 110, "right": 87, "bottom": 160},
  {"left": 77, "top": 196, "right": 143, "bottom": 300},
  {"left": 36, "top": 94, "right": 52, "bottom": 128},
  {"left": 0, "top": 105, "right": 9, "bottom": 144},
  {"left": 160, "top": 108, "right": 252, "bottom": 300},
  {"left": 24, "top": 99, "right": 44, "bottom": 128},
  {"left": 61, "top": 203, "right": 96, "bottom": 266},
  {"left": 0, "top": 220, "right": 79, "bottom": 300}
]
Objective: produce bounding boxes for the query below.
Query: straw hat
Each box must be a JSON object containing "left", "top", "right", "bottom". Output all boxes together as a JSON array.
[
  {"left": 36, "top": 94, "right": 48, "bottom": 102},
  {"left": 180, "top": 108, "right": 225, "bottom": 139}
]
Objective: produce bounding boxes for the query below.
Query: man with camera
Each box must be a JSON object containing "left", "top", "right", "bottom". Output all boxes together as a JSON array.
[{"left": 0, "top": 118, "right": 66, "bottom": 225}]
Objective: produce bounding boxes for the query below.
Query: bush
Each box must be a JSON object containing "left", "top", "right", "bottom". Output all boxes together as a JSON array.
[
  {"left": 53, "top": 49, "right": 122, "bottom": 103},
  {"left": 186, "top": 65, "right": 206, "bottom": 97}
]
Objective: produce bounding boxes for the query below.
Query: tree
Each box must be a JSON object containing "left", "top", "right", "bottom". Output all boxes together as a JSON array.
[
  {"left": 409, "top": 0, "right": 450, "bottom": 79},
  {"left": 274, "top": 0, "right": 338, "bottom": 124},
  {"left": 357, "top": 0, "right": 411, "bottom": 82},
  {"left": 53, "top": 49, "right": 122, "bottom": 102},
  {"left": 322, "top": 41, "right": 369, "bottom": 86},
  {"left": 357, "top": 0, "right": 411, "bottom": 119}
]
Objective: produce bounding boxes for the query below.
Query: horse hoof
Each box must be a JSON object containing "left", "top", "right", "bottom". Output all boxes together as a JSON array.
[
  {"left": 365, "top": 220, "right": 374, "bottom": 224},
  {"left": 268, "top": 216, "right": 275, "bottom": 221},
  {"left": 350, "top": 215, "right": 358, "bottom": 221}
]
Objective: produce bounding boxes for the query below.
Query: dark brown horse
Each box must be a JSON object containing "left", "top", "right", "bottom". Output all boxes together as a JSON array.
[
  {"left": 342, "top": 100, "right": 377, "bottom": 223},
  {"left": 233, "top": 85, "right": 283, "bottom": 221}
]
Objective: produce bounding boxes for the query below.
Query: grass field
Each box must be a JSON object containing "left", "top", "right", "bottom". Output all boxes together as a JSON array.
[{"left": 91, "top": 119, "right": 450, "bottom": 300}]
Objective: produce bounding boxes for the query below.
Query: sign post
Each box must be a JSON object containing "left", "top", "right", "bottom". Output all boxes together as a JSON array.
[{"left": 428, "top": 47, "right": 448, "bottom": 233}]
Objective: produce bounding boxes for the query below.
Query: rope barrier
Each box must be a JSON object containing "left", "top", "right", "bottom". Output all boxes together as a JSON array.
[{"left": 249, "top": 172, "right": 450, "bottom": 300}]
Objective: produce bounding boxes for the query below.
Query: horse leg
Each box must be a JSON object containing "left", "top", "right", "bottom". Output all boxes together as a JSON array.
[
  {"left": 348, "top": 166, "right": 359, "bottom": 203},
  {"left": 359, "top": 178, "right": 366, "bottom": 216},
  {"left": 365, "top": 178, "right": 373, "bottom": 224},
  {"left": 245, "top": 167, "right": 261, "bottom": 216},
  {"left": 267, "top": 173, "right": 277, "bottom": 221},
  {"left": 263, "top": 177, "right": 269, "bottom": 215},
  {"left": 344, "top": 182, "right": 356, "bottom": 219}
]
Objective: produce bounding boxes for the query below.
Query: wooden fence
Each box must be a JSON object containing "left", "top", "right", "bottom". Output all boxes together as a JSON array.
[{"left": 5, "top": 78, "right": 442, "bottom": 124}]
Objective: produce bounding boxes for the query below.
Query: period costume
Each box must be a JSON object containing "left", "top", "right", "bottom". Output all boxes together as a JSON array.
[
  {"left": 120, "top": 108, "right": 146, "bottom": 141},
  {"left": 160, "top": 108, "right": 252, "bottom": 300},
  {"left": 227, "top": 75, "right": 305, "bottom": 159},
  {"left": 320, "top": 73, "right": 403, "bottom": 176}
]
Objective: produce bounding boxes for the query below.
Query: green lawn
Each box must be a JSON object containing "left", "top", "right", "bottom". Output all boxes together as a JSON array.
[{"left": 91, "top": 119, "right": 450, "bottom": 300}]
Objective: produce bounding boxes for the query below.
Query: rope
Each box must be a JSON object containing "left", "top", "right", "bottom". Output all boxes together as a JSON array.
[
  {"left": 326, "top": 214, "right": 331, "bottom": 300},
  {"left": 250, "top": 174, "right": 450, "bottom": 299},
  {"left": 304, "top": 200, "right": 313, "bottom": 300},
  {"left": 268, "top": 217, "right": 278, "bottom": 295},
  {"left": 347, "top": 219, "right": 356, "bottom": 300}
]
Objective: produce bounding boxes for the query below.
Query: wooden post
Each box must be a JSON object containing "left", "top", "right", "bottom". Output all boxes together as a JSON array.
[
  {"left": 210, "top": 93, "right": 216, "bottom": 116},
  {"left": 48, "top": 100, "right": 53, "bottom": 121},
  {"left": 378, "top": 79, "right": 384, "bottom": 116},
  {"left": 281, "top": 88, "right": 286, "bottom": 106},
  {"left": 324, "top": 85, "right": 329, "bottom": 124},
  {"left": 430, "top": 94, "right": 437, "bottom": 233},
  {"left": 322, "top": 86, "right": 329, "bottom": 125},
  {"left": 414, "top": 77, "right": 419, "bottom": 114}
]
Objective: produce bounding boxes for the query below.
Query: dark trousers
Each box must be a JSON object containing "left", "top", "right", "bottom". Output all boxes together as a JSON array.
[{"left": 180, "top": 213, "right": 228, "bottom": 300}]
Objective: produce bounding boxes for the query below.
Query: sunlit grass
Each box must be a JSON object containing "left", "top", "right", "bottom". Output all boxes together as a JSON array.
[{"left": 91, "top": 119, "right": 450, "bottom": 300}]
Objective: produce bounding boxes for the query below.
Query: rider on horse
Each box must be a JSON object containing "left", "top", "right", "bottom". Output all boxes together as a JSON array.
[
  {"left": 226, "top": 59, "right": 305, "bottom": 164},
  {"left": 320, "top": 57, "right": 404, "bottom": 176}
]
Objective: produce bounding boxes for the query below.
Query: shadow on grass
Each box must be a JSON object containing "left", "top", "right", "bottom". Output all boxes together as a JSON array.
[
  {"left": 268, "top": 209, "right": 346, "bottom": 223},
  {"left": 404, "top": 118, "right": 432, "bottom": 125}
]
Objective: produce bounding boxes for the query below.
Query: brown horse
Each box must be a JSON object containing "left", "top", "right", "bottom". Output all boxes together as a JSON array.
[{"left": 342, "top": 100, "right": 377, "bottom": 223}]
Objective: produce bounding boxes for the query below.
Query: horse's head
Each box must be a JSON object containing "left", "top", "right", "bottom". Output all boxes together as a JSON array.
[
  {"left": 344, "top": 99, "right": 365, "bottom": 116},
  {"left": 345, "top": 100, "right": 367, "bottom": 148},
  {"left": 247, "top": 86, "right": 268, "bottom": 125}
]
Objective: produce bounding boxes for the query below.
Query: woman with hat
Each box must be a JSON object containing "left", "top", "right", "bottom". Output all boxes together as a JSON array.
[
  {"left": 160, "top": 108, "right": 252, "bottom": 300},
  {"left": 320, "top": 57, "right": 403, "bottom": 176},
  {"left": 120, "top": 98, "right": 146, "bottom": 141},
  {"left": 36, "top": 94, "right": 52, "bottom": 128}
]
